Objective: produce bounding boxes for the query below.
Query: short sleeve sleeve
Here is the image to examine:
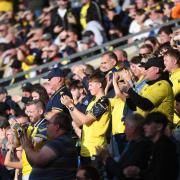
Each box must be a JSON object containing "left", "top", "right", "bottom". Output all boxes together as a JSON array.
[{"left": 89, "top": 97, "right": 109, "bottom": 119}]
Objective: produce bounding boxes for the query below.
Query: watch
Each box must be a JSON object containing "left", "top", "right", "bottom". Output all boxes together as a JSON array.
[{"left": 68, "top": 106, "right": 75, "bottom": 111}]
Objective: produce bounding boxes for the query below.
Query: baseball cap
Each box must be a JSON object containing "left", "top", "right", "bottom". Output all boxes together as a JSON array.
[
  {"left": 22, "top": 82, "right": 33, "bottom": 92},
  {"left": 0, "top": 87, "right": 7, "bottom": 94},
  {"left": 140, "top": 56, "right": 165, "bottom": 70},
  {"left": 43, "top": 68, "right": 66, "bottom": 80}
]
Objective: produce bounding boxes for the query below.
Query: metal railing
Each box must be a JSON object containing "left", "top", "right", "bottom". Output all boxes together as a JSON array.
[{"left": 1, "top": 18, "right": 180, "bottom": 90}]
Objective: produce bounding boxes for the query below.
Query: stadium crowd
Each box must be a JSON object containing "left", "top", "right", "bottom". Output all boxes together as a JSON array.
[{"left": 0, "top": 0, "right": 180, "bottom": 180}]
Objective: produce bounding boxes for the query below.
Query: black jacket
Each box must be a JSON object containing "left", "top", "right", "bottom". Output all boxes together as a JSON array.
[
  {"left": 105, "top": 138, "right": 152, "bottom": 180},
  {"left": 140, "top": 135, "right": 178, "bottom": 180}
]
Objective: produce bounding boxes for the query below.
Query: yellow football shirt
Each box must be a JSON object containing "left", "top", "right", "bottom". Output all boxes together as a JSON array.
[
  {"left": 80, "top": 97, "right": 111, "bottom": 157},
  {"left": 170, "top": 68, "right": 180, "bottom": 96},
  {"left": 137, "top": 80, "right": 174, "bottom": 121},
  {"left": 110, "top": 98, "right": 125, "bottom": 135}
]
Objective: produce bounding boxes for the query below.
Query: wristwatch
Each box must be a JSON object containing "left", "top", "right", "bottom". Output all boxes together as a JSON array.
[{"left": 68, "top": 106, "right": 75, "bottom": 111}]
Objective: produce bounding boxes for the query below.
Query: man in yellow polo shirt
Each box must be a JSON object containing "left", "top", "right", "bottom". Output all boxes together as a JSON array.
[
  {"left": 164, "top": 49, "right": 180, "bottom": 123},
  {"left": 122, "top": 56, "right": 174, "bottom": 121},
  {"left": 164, "top": 49, "right": 180, "bottom": 96},
  {"left": 61, "top": 72, "right": 111, "bottom": 166}
]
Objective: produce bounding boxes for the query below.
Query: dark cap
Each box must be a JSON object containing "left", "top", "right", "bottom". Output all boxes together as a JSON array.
[
  {"left": 22, "top": 82, "right": 33, "bottom": 92},
  {"left": 144, "top": 112, "right": 168, "bottom": 129},
  {"left": 140, "top": 56, "right": 165, "bottom": 70},
  {"left": 43, "top": 68, "right": 66, "bottom": 80},
  {"left": 0, "top": 87, "right": 7, "bottom": 94}
]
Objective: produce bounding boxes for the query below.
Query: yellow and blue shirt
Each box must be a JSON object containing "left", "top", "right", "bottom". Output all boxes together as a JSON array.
[
  {"left": 80, "top": 96, "right": 111, "bottom": 157},
  {"left": 137, "top": 80, "right": 174, "bottom": 121}
]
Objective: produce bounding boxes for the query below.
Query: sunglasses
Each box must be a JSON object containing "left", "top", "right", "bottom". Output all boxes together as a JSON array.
[{"left": 139, "top": 53, "right": 149, "bottom": 58}]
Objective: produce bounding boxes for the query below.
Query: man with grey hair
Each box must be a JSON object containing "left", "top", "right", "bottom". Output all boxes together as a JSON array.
[{"left": 97, "top": 113, "right": 152, "bottom": 179}]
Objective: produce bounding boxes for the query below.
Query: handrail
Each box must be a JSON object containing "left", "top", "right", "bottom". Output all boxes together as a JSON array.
[{"left": 1, "top": 18, "right": 180, "bottom": 90}]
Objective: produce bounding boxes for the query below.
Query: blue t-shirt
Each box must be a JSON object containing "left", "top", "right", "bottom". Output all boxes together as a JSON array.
[{"left": 29, "top": 133, "right": 78, "bottom": 180}]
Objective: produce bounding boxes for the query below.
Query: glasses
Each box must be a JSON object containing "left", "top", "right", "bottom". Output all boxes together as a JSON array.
[{"left": 139, "top": 53, "right": 149, "bottom": 58}]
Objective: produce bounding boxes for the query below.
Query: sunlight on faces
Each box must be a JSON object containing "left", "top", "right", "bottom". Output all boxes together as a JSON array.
[
  {"left": 31, "top": 91, "right": 40, "bottom": 100},
  {"left": 88, "top": 81, "right": 101, "bottom": 95},
  {"left": 25, "top": 104, "right": 43, "bottom": 124},
  {"left": 100, "top": 54, "right": 116, "bottom": 73}
]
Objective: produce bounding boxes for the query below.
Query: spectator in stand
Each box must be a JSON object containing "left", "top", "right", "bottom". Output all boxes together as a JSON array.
[
  {"left": 41, "top": 44, "right": 61, "bottom": 64},
  {"left": 80, "top": 31, "right": 97, "bottom": 51},
  {"left": 69, "top": 81, "right": 92, "bottom": 114},
  {"left": 4, "top": 115, "right": 30, "bottom": 180},
  {"left": 164, "top": 48, "right": 180, "bottom": 97},
  {"left": 50, "top": 0, "right": 80, "bottom": 32},
  {"left": 43, "top": 68, "right": 72, "bottom": 114},
  {"left": 31, "top": 84, "right": 49, "bottom": 105},
  {"left": 99, "top": 51, "right": 121, "bottom": 98},
  {"left": 146, "top": 9, "right": 164, "bottom": 28},
  {"left": 0, "top": 116, "right": 13, "bottom": 180},
  {"left": 65, "top": 26, "right": 81, "bottom": 51},
  {"left": 20, "top": 112, "right": 78, "bottom": 180},
  {"left": 61, "top": 72, "right": 111, "bottom": 166},
  {"left": 84, "top": 9, "right": 106, "bottom": 45},
  {"left": 105, "top": 2, "right": 132, "bottom": 36},
  {"left": 158, "top": 25, "right": 173, "bottom": 46},
  {"left": 123, "top": 112, "right": 178, "bottom": 180},
  {"left": 12, "top": 82, "right": 33, "bottom": 105},
  {"left": 139, "top": 44, "right": 153, "bottom": 62},
  {"left": 76, "top": 166, "right": 100, "bottom": 180},
  {"left": 0, "top": 22, "right": 10, "bottom": 44},
  {"left": 80, "top": 0, "right": 102, "bottom": 30},
  {"left": 135, "top": 0, "right": 147, "bottom": 10},
  {"left": 128, "top": 9, "right": 150, "bottom": 42},
  {"left": 108, "top": 27, "right": 124, "bottom": 43},
  {"left": 163, "top": 1, "right": 174, "bottom": 22},
  {"left": 97, "top": 113, "right": 152, "bottom": 180},
  {"left": 20, "top": 100, "right": 48, "bottom": 180},
  {"left": 4, "top": 127, "right": 22, "bottom": 180},
  {"left": 164, "top": 48, "right": 180, "bottom": 124},
  {"left": 122, "top": 56, "right": 174, "bottom": 121},
  {"left": 106, "top": 72, "right": 127, "bottom": 162},
  {"left": 113, "top": 49, "right": 129, "bottom": 71},
  {"left": 0, "top": 87, "right": 23, "bottom": 117},
  {"left": 144, "top": 36, "right": 160, "bottom": 54}
]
